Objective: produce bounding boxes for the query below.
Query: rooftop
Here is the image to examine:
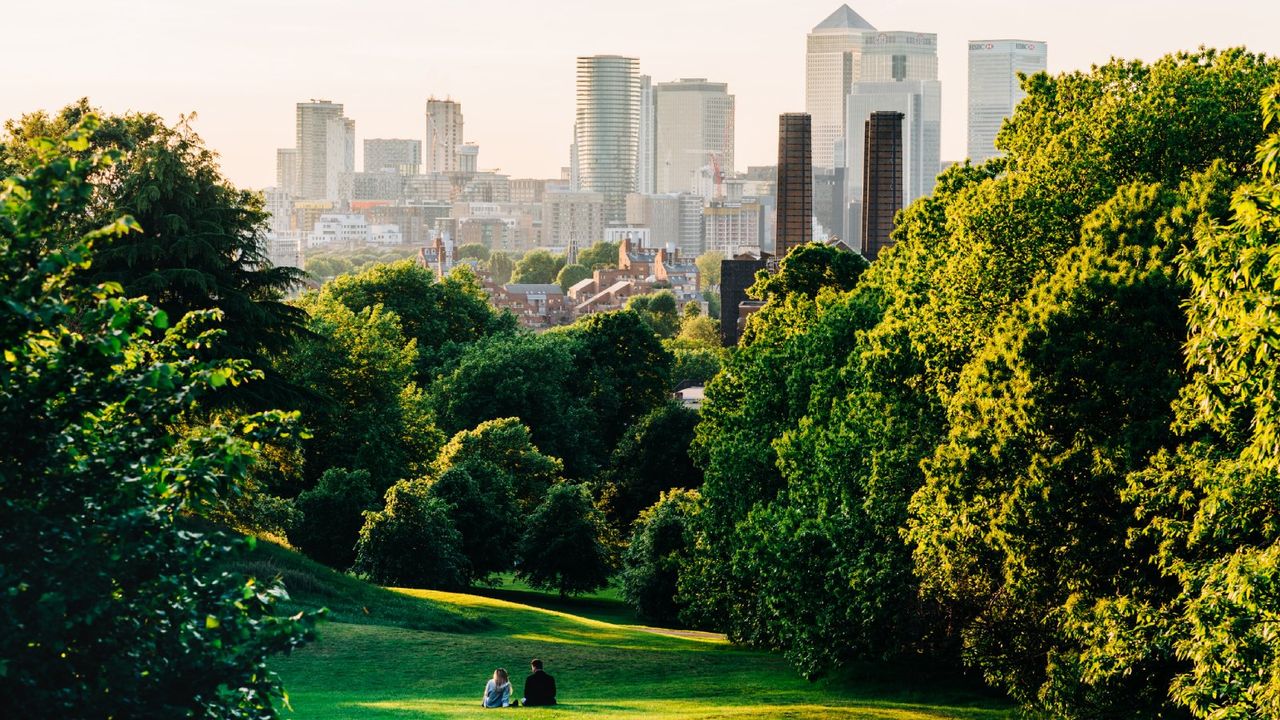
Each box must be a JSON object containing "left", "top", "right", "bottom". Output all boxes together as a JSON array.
[{"left": 813, "top": 4, "right": 875, "bottom": 32}]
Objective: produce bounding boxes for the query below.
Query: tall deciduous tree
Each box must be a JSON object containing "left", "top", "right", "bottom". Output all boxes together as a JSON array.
[{"left": 517, "top": 484, "right": 612, "bottom": 598}]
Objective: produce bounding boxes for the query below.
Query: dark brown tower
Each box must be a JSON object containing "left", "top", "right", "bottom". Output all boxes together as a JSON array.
[
  {"left": 861, "top": 111, "right": 904, "bottom": 261},
  {"left": 775, "top": 113, "right": 813, "bottom": 258}
]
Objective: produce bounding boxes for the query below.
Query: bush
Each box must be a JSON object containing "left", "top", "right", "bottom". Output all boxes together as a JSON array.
[
  {"left": 622, "top": 490, "right": 700, "bottom": 624},
  {"left": 354, "top": 480, "right": 468, "bottom": 589},
  {"left": 291, "top": 468, "right": 378, "bottom": 569},
  {"left": 517, "top": 484, "right": 612, "bottom": 598}
]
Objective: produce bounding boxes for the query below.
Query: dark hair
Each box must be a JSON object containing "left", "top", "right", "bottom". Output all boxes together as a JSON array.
[{"left": 531, "top": 659, "right": 543, "bottom": 670}]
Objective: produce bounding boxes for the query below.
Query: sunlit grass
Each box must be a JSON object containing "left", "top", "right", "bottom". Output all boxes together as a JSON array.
[{"left": 274, "top": 584, "right": 1012, "bottom": 719}]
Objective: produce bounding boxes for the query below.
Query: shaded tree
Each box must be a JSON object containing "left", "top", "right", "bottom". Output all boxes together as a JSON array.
[
  {"left": 517, "top": 484, "right": 612, "bottom": 598},
  {"left": 622, "top": 490, "right": 701, "bottom": 625},
  {"left": 353, "top": 481, "right": 468, "bottom": 589},
  {"left": 510, "top": 249, "right": 565, "bottom": 284}
]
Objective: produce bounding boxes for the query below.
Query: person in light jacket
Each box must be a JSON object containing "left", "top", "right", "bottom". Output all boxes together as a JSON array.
[{"left": 481, "top": 668, "right": 512, "bottom": 708}]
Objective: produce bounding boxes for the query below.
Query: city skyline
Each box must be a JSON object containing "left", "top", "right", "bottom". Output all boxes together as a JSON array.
[{"left": 6, "top": 0, "right": 1278, "bottom": 190}]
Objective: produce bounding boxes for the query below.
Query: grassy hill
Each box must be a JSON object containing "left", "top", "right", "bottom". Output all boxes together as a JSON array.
[{"left": 249, "top": 541, "right": 1011, "bottom": 719}]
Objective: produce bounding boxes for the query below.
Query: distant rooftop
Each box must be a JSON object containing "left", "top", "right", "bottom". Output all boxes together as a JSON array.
[{"left": 813, "top": 4, "right": 875, "bottom": 32}]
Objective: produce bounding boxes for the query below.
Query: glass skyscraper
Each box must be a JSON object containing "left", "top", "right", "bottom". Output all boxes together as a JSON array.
[
  {"left": 575, "top": 55, "right": 641, "bottom": 225},
  {"left": 805, "top": 5, "right": 876, "bottom": 172},
  {"left": 967, "top": 40, "right": 1047, "bottom": 163}
]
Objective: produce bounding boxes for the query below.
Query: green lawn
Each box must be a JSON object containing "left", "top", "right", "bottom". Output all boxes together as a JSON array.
[{"left": 272, "top": 574, "right": 1013, "bottom": 719}]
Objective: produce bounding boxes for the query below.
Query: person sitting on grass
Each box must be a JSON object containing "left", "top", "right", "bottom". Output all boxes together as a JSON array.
[
  {"left": 482, "top": 668, "right": 512, "bottom": 708},
  {"left": 522, "top": 659, "right": 557, "bottom": 706}
]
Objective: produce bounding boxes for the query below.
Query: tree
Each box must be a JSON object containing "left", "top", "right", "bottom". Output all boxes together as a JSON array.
[
  {"left": 277, "top": 295, "right": 439, "bottom": 497},
  {"left": 457, "top": 243, "right": 490, "bottom": 261},
  {"left": 670, "top": 347, "right": 724, "bottom": 387},
  {"left": 556, "top": 262, "right": 592, "bottom": 292},
  {"left": 431, "top": 332, "right": 596, "bottom": 478},
  {"left": 747, "top": 243, "right": 867, "bottom": 302},
  {"left": 674, "top": 314, "right": 720, "bottom": 348},
  {"left": 599, "top": 403, "right": 702, "bottom": 529},
  {"left": 695, "top": 250, "right": 724, "bottom": 290},
  {"left": 517, "top": 484, "right": 612, "bottom": 598},
  {"left": 0, "top": 100, "right": 308, "bottom": 408},
  {"left": 625, "top": 290, "right": 680, "bottom": 337},
  {"left": 317, "top": 260, "right": 515, "bottom": 379},
  {"left": 510, "top": 249, "right": 565, "bottom": 285},
  {"left": 353, "top": 481, "right": 468, "bottom": 589},
  {"left": 291, "top": 468, "right": 378, "bottom": 570},
  {"left": 487, "top": 251, "right": 515, "bottom": 285},
  {"left": 0, "top": 117, "right": 316, "bottom": 718},
  {"left": 428, "top": 418, "right": 563, "bottom": 581},
  {"left": 577, "top": 241, "right": 619, "bottom": 270},
  {"left": 622, "top": 490, "right": 701, "bottom": 624}
]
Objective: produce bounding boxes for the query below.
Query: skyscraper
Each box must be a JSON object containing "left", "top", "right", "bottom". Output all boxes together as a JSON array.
[
  {"left": 844, "top": 31, "right": 941, "bottom": 246},
  {"left": 805, "top": 5, "right": 876, "bottom": 171},
  {"left": 968, "top": 40, "right": 1047, "bottom": 162},
  {"left": 575, "top": 55, "right": 641, "bottom": 225},
  {"left": 861, "top": 111, "right": 904, "bottom": 260},
  {"left": 363, "top": 138, "right": 421, "bottom": 174},
  {"left": 637, "top": 75, "right": 656, "bottom": 195},
  {"left": 654, "top": 78, "right": 735, "bottom": 198},
  {"left": 324, "top": 116, "right": 355, "bottom": 201},
  {"left": 425, "top": 98, "right": 464, "bottom": 174},
  {"left": 276, "top": 148, "right": 298, "bottom": 196},
  {"left": 295, "top": 100, "right": 345, "bottom": 200},
  {"left": 775, "top": 113, "right": 813, "bottom": 258}
]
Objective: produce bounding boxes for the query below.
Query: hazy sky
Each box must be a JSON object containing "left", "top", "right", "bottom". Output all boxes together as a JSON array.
[{"left": 6, "top": 0, "right": 1279, "bottom": 189}]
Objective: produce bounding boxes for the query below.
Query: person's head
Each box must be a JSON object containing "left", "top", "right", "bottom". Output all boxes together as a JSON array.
[
  {"left": 530, "top": 659, "right": 543, "bottom": 672},
  {"left": 494, "top": 668, "right": 509, "bottom": 685}
]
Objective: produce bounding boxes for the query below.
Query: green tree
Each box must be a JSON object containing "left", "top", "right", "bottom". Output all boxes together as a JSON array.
[
  {"left": 695, "top": 250, "right": 724, "bottom": 289},
  {"left": 510, "top": 249, "right": 565, "bottom": 284},
  {"left": 487, "top": 251, "right": 515, "bottom": 285},
  {"left": 278, "top": 295, "right": 439, "bottom": 498},
  {"left": 517, "top": 484, "right": 613, "bottom": 598},
  {"left": 556, "top": 262, "right": 592, "bottom": 292},
  {"left": 291, "top": 468, "right": 378, "bottom": 570},
  {"left": 673, "top": 314, "right": 720, "bottom": 348},
  {"left": 0, "top": 117, "right": 316, "bottom": 718},
  {"left": 625, "top": 290, "right": 680, "bottom": 337},
  {"left": 0, "top": 101, "right": 308, "bottom": 408},
  {"left": 353, "top": 481, "right": 468, "bottom": 589},
  {"left": 599, "top": 403, "right": 702, "bottom": 529},
  {"left": 577, "top": 240, "right": 619, "bottom": 269},
  {"left": 457, "top": 243, "right": 490, "bottom": 261},
  {"left": 622, "top": 490, "right": 701, "bottom": 624},
  {"left": 428, "top": 418, "right": 563, "bottom": 580},
  {"left": 317, "top": 260, "right": 515, "bottom": 379},
  {"left": 670, "top": 347, "right": 724, "bottom": 386}
]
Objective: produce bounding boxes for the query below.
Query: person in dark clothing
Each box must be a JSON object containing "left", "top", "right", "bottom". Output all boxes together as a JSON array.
[{"left": 522, "top": 659, "right": 557, "bottom": 706}]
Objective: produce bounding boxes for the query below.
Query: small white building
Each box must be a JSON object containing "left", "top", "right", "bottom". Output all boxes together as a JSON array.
[
  {"left": 368, "top": 224, "right": 403, "bottom": 245},
  {"left": 308, "top": 213, "right": 369, "bottom": 248}
]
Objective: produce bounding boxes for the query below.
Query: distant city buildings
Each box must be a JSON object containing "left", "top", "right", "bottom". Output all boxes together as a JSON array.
[
  {"left": 637, "top": 75, "right": 656, "bottom": 195},
  {"left": 363, "top": 138, "right": 421, "bottom": 174},
  {"left": 574, "top": 55, "right": 641, "bottom": 225},
  {"left": 805, "top": 4, "right": 876, "bottom": 171},
  {"left": 968, "top": 39, "right": 1047, "bottom": 162},
  {"left": 544, "top": 190, "right": 606, "bottom": 252},
  {"left": 425, "top": 98, "right": 464, "bottom": 174},
  {"left": 775, "top": 113, "right": 813, "bottom": 258},
  {"left": 295, "top": 100, "right": 348, "bottom": 200},
  {"left": 654, "top": 78, "right": 734, "bottom": 198},
  {"left": 275, "top": 148, "right": 298, "bottom": 197},
  {"left": 861, "top": 110, "right": 905, "bottom": 260}
]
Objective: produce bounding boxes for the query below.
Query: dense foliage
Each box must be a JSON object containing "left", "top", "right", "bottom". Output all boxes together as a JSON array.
[
  {"left": 517, "top": 483, "right": 613, "bottom": 598},
  {"left": 0, "top": 118, "right": 316, "bottom": 717},
  {"left": 621, "top": 489, "right": 701, "bottom": 624}
]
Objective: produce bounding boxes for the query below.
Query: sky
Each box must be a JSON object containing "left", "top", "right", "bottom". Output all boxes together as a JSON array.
[{"left": 6, "top": 0, "right": 1280, "bottom": 189}]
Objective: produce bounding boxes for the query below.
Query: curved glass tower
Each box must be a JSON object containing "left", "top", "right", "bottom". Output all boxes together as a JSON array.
[{"left": 575, "top": 55, "right": 640, "bottom": 225}]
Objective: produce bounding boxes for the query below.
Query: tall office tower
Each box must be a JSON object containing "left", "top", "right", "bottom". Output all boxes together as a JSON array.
[
  {"left": 861, "top": 111, "right": 904, "bottom": 260},
  {"left": 805, "top": 5, "right": 876, "bottom": 171},
  {"left": 625, "top": 192, "right": 704, "bottom": 255},
  {"left": 325, "top": 116, "right": 355, "bottom": 202},
  {"left": 575, "top": 55, "right": 641, "bottom": 224},
  {"left": 775, "top": 113, "right": 813, "bottom": 258},
  {"left": 637, "top": 75, "right": 656, "bottom": 194},
  {"left": 968, "top": 40, "right": 1047, "bottom": 162},
  {"left": 425, "top": 98, "right": 464, "bottom": 174},
  {"left": 456, "top": 144, "right": 479, "bottom": 174},
  {"left": 296, "top": 100, "right": 345, "bottom": 199},
  {"left": 544, "top": 190, "right": 606, "bottom": 250},
  {"left": 276, "top": 148, "right": 298, "bottom": 196},
  {"left": 654, "top": 78, "right": 735, "bottom": 198},
  {"left": 363, "top": 138, "right": 421, "bottom": 174},
  {"left": 844, "top": 31, "right": 940, "bottom": 246}
]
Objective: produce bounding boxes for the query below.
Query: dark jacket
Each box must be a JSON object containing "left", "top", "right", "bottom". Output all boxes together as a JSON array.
[{"left": 523, "top": 669, "right": 556, "bottom": 706}]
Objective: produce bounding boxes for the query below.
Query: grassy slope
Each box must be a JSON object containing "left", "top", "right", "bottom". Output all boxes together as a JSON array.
[{"left": 263, "top": 554, "right": 1012, "bottom": 720}]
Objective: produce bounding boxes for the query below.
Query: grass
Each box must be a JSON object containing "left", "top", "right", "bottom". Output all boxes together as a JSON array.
[
  {"left": 265, "top": 550, "right": 1013, "bottom": 719},
  {"left": 467, "top": 573, "right": 640, "bottom": 626}
]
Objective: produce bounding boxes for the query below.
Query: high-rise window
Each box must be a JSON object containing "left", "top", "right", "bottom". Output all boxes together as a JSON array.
[{"left": 892, "top": 55, "right": 907, "bottom": 81}]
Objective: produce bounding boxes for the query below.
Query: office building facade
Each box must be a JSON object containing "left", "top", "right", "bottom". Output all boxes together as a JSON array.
[
  {"left": 805, "top": 5, "right": 877, "bottom": 171},
  {"left": 968, "top": 39, "right": 1047, "bottom": 162},
  {"left": 363, "top": 138, "right": 421, "bottom": 174},
  {"left": 654, "top": 78, "right": 735, "bottom": 197},
  {"left": 296, "top": 100, "right": 346, "bottom": 200},
  {"left": 861, "top": 111, "right": 904, "bottom": 260},
  {"left": 637, "top": 75, "right": 656, "bottom": 195},
  {"left": 425, "top": 98, "right": 464, "bottom": 174},
  {"left": 775, "top": 113, "right": 813, "bottom": 258}
]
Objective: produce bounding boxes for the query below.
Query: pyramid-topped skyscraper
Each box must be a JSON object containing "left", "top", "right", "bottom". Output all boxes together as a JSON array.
[{"left": 806, "top": 5, "right": 877, "bottom": 171}]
